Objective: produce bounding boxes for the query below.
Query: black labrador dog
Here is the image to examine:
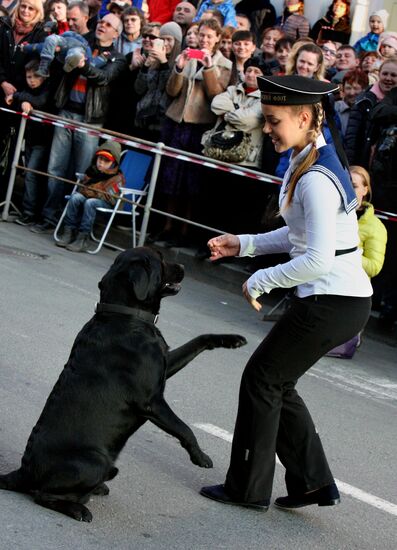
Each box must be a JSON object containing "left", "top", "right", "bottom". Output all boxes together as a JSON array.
[{"left": 0, "top": 247, "right": 246, "bottom": 522}]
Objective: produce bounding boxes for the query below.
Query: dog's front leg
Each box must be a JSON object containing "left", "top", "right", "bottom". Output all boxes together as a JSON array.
[
  {"left": 166, "top": 334, "right": 246, "bottom": 379},
  {"left": 145, "top": 397, "right": 213, "bottom": 468}
]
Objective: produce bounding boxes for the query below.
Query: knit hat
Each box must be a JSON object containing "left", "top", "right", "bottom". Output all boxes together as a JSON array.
[
  {"left": 378, "top": 32, "right": 397, "bottom": 53},
  {"left": 95, "top": 140, "right": 122, "bottom": 165},
  {"left": 243, "top": 56, "right": 265, "bottom": 74},
  {"left": 159, "top": 21, "right": 183, "bottom": 44},
  {"left": 370, "top": 9, "right": 389, "bottom": 29}
]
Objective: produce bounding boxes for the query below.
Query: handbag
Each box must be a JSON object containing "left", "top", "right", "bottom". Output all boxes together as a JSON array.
[{"left": 202, "top": 120, "right": 251, "bottom": 164}]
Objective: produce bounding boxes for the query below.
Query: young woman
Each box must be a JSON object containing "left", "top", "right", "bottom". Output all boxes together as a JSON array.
[
  {"left": 345, "top": 57, "right": 397, "bottom": 167},
  {"left": 200, "top": 75, "right": 372, "bottom": 511},
  {"left": 185, "top": 23, "right": 199, "bottom": 49},
  {"left": 286, "top": 42, "right": 325, "bottom": 80}
]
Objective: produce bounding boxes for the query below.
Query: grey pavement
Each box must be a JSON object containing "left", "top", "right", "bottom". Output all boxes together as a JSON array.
[{"left": 0, "top": 221, "right": 396, "bottom": 550}]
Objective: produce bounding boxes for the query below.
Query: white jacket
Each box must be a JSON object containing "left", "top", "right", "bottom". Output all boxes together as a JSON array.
[{"left": 209, "top": 83, "right": 264, "bottom": 167}]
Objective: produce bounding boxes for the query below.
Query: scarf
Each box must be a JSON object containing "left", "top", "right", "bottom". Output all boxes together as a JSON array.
[
  {"left": 370, "top": 81, "right": 385, "bottom": 102},
  {"left": 13, "top": 17, "right": 35, "bottom": 44}
]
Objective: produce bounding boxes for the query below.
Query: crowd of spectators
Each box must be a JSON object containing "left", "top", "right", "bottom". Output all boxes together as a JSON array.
[{"left": 0, "top": 0, "right": 396, "bottom": 328}]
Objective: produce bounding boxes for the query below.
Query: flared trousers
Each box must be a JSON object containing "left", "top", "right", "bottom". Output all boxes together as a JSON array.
[{"left": 225, "top": 294, "right": 372, "bottom": 502}]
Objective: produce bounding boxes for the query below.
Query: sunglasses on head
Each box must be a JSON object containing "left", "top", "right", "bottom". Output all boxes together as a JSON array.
[{"left": 142, "top": 33, "right": 158, "bottom": 40}]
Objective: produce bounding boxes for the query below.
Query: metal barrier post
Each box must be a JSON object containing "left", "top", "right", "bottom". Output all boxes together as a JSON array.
[
  {"left": 1, "top": 115, "right": 27, "bottom": 221},
  {"left": 138, "top": 142, "right": 164, "bottom": 247}
]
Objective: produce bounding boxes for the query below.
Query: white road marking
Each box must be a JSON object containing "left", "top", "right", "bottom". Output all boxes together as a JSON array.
[
  {"left": 306, "top": 363, "right": 397, "bottom": 407},
  {"left": 193, "top": 422, "right": 397, "bottom": 517}
]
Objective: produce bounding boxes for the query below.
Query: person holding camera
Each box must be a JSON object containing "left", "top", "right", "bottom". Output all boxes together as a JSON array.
[
  {"left": 151, "top": 17, "right": 232, "bottom": 247},
  {"left": 134, "top": 21, "right": 182, "bottom": 142}
]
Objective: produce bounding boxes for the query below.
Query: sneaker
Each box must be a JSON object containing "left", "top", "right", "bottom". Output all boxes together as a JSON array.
[
  {"left": 30, "top": 221, "right": 55, "bottom": 234},
  {"left": 63, "top": 52, "right": 84, "bottom": 73},
  {"left": 14, "top": 214, "right": 35, "bottom": 226}
]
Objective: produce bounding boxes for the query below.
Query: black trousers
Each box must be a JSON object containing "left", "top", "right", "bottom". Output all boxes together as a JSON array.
[{"left": 225, "top": 294, "right": 372, "bottom": 502}]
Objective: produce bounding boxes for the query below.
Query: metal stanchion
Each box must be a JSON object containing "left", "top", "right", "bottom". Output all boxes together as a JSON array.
[
  {"left": 1, "top": 115, "right": 27, "bottom": 221},
  {"left": 138, "top": 142, "right": 164, "bottom": 247}
]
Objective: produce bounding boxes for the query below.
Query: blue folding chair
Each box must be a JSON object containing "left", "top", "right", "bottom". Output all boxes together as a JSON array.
[
  {"left": 89, "top": 149, "right": 152, "bottom": 253},
  {"left": 54, "top": 149, "right": 152, "bottom": 254}
]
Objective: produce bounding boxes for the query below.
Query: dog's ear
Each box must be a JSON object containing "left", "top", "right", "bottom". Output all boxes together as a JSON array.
[{"left": 128, "top": 259, "right": 152, "bottom": 301}]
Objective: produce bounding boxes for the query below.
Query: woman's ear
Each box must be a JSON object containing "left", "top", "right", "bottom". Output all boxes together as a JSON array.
[{"left": 299, "top": 108, "right": 312, "bottom": 130}]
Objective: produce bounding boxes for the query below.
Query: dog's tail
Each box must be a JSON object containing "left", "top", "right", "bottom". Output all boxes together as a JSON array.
[{"left": 0, "top": 469, "right": 26, "bottom": 492}]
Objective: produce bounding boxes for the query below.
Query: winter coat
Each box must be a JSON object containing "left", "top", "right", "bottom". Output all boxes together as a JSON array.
[
  {"left": 353, "top": 32, "right": 380, "bottom": 54},
  {"left": 344, "top": 88, "right": 378, "bottom": 168},
  {"left": 194, "top": 0, "right": 237, "bottom": 28},
  {"left": 0, "top": 16, "right": 46, "bottom": 92},
  {"left": 358, "top": 202, "right": 387, "bottom": 278},
  {"left": 166, "top": 50, "right": 232, "bottom": 124},
  {"left": 80, "top": 166, "right": 125, "bottom": 206},
  {"left": 209, "top": 83, "right": 264, "bottom": 167},
  {"left": 279, "top": 14, "right": 310, "bottom": 41},
  {"left": 134, "top": 61, "right": 173, "bottom": 130},
  {"left": 310, "top": 15, "right": 351, "bottom": 44},
  {"left": 54, "top": 43, "right": 126, "bottom": 124}
]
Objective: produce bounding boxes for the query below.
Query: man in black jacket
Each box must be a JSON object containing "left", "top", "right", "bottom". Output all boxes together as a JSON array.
[{"left": 31, "top": 13, "right": 126, "bottom": 233}]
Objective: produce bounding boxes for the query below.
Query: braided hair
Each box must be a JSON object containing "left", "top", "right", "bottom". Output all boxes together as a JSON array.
[{"left": 284, "top": 102, "right": 324, "bottom": 208}]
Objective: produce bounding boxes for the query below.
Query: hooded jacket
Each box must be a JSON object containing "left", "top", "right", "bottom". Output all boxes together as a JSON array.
[{"left": 358, "top": 202, "right": 387, "bottom": 278}]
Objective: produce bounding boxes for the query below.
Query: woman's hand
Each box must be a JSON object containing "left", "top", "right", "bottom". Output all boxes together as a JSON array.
[
  {"left": 175, "top": 49, "right": 189, "bottom": 70},
  {"left": 5, "top": 94, "right": 13, "bottom": 105},
  {"left": 149, "top": 47, "right": 167, "bottom": 65},
  {"left": 242, "top": 281, "right": 262, "bottom": 312},
  {"left": 199, "top": 49, "right": 213, "bottom": 68},
  {"left": 130, "top": 48, "right": 146, "bottom": 70},
  {"left": 207, "top": 233, "right": 240, "bottom": 261}
]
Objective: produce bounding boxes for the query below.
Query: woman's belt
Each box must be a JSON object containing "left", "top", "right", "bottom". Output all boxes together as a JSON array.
[{"left": 335, "top": 246, "right": 358, "bottom": 256}]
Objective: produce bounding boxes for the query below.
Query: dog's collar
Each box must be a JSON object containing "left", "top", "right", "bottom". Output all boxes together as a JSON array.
[{"left": 95, "top": 302, "right": 158, "bottom": 324}]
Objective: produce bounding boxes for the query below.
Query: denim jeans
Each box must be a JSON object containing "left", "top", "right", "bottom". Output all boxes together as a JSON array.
[
  {"left": 22, "top": 144, "right": 49, "bottom": 217},
  {"left": 42, "top": 110, "right": 99, "bottom": 226},
  {"left": 64, "top": 192, "right": 110, "bottom": 234}
]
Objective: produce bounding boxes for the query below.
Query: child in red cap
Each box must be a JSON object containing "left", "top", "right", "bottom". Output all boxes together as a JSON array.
[{"left": 56, "top": 140, "right": 124, "bottom": 252}]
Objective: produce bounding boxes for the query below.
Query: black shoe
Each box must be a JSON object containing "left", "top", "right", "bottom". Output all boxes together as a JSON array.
[
  {"left": 30, "top": 221, "right": 55, "bottom": 234},
  {"left": 274, "top": 483, "right": 340, "bottom": 510},
  {"left": 14, "top": 214, "right": 35, "bottom": 226},
  {"left": 200, "top": 484, "right": 269, "bottom": 511}
]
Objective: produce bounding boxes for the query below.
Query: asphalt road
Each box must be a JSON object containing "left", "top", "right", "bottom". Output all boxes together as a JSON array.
[{"left": 0, "top": 222, "right": 396, "bottom": 550}]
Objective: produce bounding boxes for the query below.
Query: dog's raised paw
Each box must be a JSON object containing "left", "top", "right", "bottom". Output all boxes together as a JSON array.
[{"left": 220, "top": 334, "right": 247, "bottom": 349}]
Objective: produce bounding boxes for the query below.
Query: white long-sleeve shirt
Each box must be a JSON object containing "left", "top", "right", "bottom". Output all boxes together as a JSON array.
[{"left": 239, "top": 137, "right": 373, "bottom": 299}]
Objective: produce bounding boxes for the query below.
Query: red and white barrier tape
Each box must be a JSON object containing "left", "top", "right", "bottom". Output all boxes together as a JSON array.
[
  {"left": 0, "top": 107, "right": 281, "bottom": 185},
  {"left": 2, "top": 107, "right": 396, "bottom": 222}
]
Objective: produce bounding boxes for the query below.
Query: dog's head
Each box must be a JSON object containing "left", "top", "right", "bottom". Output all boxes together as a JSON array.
[{"left": 98, "top": 247, "right": 184, "bottom": 312}]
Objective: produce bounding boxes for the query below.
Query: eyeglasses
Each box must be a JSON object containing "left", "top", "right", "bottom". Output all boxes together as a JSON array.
[
  {"left": 142, "top": 33, "right": 158, "bottom": 40},
  {"left": 322, "top": 47, "right": 337, "bottom": 57}
]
